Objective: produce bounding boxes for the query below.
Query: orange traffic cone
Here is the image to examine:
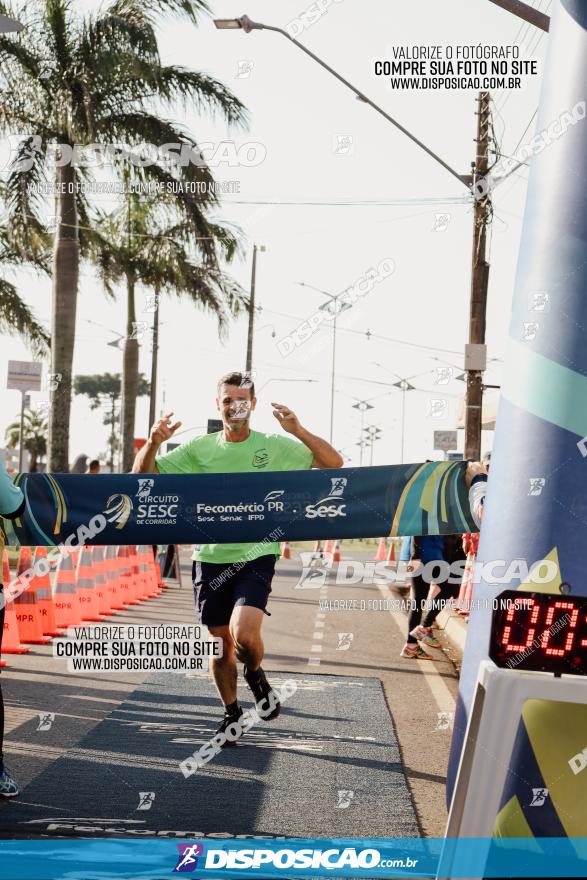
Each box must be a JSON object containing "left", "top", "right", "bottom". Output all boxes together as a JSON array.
[
  {"left": 104, "top": 545, "right": 125, "bottom": 611},
  {"left": 152, "top": 546, "right": 168, "bottom": 590},
  {"left": 375, "top": 538, "right": 387, "bottom": 561},
  {"left": 386, "top": 540, "right": 396, "bottom": 562},
  {"left": 138, "top": 545, "right": 160, "bottom": 599},
  {"left": 91, "top": 546, "right": 112, "bottom": 617},
  {"left": 14, "top": 547, "right": 52, "bottom": 644},
  {"left": 117, "top": 546, "right": 141, "bottom": 605},
  {"left": 76, "top": 546, "right": 103, "bottom": 621},
  {"left": 280, "top": 541, "right": 291, "bottom": 560},
  {"left": 32, "top": 547, "right": 63, "bottom": 636},
  {"left": 324, "top": 539, "right": 333, "bottom": 556},
  {"left": 331, "top": 540, "right": 341, "bottom": 563},
  {"left": 53, "top": 549, "right": 83, "bottom": 630},
  {"left": 145, "top": 544, "right": 164, "bottom": 596},
  {"left": 1, "top": 549, "right": 29, "bottom": 655},
  {"left": 136, "top": 547, "right": 152, "bottom": 600}
]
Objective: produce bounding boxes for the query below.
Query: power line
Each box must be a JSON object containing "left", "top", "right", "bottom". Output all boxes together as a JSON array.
[{"left": 260, "top": 305, "right": 463, "bottom": 355}]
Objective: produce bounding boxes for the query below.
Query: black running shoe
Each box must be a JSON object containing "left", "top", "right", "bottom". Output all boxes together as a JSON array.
[
  {"left": 216, "top": 706, "right": 244, "bottom": 747},
  {"left": 243, "top": 666, "right": 281, "bottom": 720}
]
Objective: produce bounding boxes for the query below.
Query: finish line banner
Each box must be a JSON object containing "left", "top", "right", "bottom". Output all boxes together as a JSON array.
[{"left": 1, "top": 462, "right": 477, "bottom": 547}]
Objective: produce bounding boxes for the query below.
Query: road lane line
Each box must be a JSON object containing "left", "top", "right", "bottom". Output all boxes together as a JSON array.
[{"left": 377, "top": 583, "right": 456, "bottom": 714}]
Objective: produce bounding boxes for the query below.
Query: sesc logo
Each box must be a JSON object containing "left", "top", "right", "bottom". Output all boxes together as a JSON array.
[
  {"left": 174, "top": 843, "right": 204, "bottom": 873},
  {"left": 305, "top": 477, "right": 348, "bottom": 520},
  {"left": 104, "top": 494, "right": 133, "bottom": 529}
]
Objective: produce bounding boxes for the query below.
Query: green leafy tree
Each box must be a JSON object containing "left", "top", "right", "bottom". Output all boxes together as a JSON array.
[
  {"left": 74, "top": 371, "right": 149, "bottom": 472},
  {"left": 94, "top": 194, "right": 246, "bottom": 470},
  {"left": 0, "top": 186, "right": 50, "bottom": 356},
  {"left": 5, "top": 408, "right": 48, "bottom": 471},
  {"left": 0, "top": 0, "right": 247, "bottom": 471}
]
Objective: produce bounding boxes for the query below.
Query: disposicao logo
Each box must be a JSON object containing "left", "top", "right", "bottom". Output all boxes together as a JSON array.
[
  {"left": 174, "top": 843, "right": 204, "bottom": 872},
  {"left": 103, "top": 493, "right": 133, "bottom": 529}
]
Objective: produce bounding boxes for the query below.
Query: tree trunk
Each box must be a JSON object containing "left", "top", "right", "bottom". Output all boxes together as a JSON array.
[
  {"left": 121, "top": 272, "right": 139, "bottom": 472},
  {"left": 108, "top": 397, "right": 116, "bottom": 473},
  {"left": 48, "top": 161, "right": 79, "bottom": 472}
]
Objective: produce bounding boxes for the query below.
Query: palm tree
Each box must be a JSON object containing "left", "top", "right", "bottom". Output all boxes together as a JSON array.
[
  {"left": 0, "top": 0, "right": 247, "bottom": 471},
  {"left": 5, "top": 408, "right": 48, "bottom": 471},
  {"left": 94, "top": 194, "right": 246, "bottom": 470},
  {"left": 0, "top": 193, "right": 50, "bottom": 356}
]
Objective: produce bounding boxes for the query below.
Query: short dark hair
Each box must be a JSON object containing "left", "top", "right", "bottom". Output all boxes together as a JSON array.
[
  {"left": 88, "top": 459, "right": 100, "bottom": 470},
  {"left": 216, "top": 371, "right": 255, "bottom": 398}
]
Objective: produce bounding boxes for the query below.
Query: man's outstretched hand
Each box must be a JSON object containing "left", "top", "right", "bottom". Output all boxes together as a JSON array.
[
  {"left": 150, "top": 412, "right": 182, "bottom": 448},
  {"left": 271, "top": 402, "right": 302, "bottom": 436}
]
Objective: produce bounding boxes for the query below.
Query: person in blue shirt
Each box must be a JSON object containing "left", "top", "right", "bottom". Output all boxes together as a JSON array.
[
  {"left": 0, "top": 458, "right": 26, "bottom": 797},
  {"left": 400, "top": 534, "right": 445, "bottom": 659}
]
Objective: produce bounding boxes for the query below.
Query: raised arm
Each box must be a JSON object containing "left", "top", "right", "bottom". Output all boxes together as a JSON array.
[
  {"left": 132, "top": 412, "right": 182, "bottom": 474},
  {"left": 271, "top": 402, "right": 343, "bottom": 469}
]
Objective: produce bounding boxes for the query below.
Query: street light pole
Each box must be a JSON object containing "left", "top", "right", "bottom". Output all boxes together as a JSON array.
[
  {"left": 148, "top": 294, "right": 160, "bottom": 432},
  {"left": 246, "top": 244, "right": 265, "bottom": 373},
  {"left": 352, "top": 400, "right": 374, "bottom": 465},
  {"left": 297, "top": 282, "right": 351, "bottom": 443},
  {"left": 214, "top": 16, "right": 468, "bottom": 191},
  {"left": 329, "top": 308, "right": 337, "bottom": 444},
  {"left": 487, "top": 0, "right": 549, "bottom": 30}
]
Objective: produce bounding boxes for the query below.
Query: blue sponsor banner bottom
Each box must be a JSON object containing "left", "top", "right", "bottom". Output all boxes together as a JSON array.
[{"left": 0, "top": 838, "right": 587, "bottom": 878}]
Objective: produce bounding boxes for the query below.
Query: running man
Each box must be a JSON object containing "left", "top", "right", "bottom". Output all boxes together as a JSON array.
[{"left": 132, "top": 371, "right": 342, "bottom": 742}]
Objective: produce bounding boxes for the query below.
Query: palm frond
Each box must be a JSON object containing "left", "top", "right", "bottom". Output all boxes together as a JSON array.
[
  {"left": 151, "top": 66, "right": 248, "bottom": 128},
  {"left": 0, "top": 277, "right": 50, "bottom": 356},
  {"left": 107, "top": 0, "right": 209, "bottom": 29}
]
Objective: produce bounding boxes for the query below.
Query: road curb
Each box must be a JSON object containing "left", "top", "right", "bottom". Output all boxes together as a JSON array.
[{"left": 436, "top": 606, "right": 468, "bottom": 661}]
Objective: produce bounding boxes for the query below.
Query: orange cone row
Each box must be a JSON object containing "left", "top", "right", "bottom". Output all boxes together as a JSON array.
[{"left": 1, "top": 544, "right": 168, "bottom": 662}]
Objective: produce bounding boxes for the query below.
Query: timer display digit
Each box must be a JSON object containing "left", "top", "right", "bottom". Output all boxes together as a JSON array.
[{"left": 489, "top": 590, "right": 587, "bottom": 675}]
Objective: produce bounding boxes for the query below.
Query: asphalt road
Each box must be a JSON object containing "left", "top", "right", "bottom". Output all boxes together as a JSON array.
[{"left": 0, "top": 545, "right": 459, "bottom": 839}]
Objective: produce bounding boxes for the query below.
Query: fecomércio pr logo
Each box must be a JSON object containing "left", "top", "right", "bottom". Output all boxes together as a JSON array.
[{"left": 174, "top": 843, "right": 204, "bottom": 872}]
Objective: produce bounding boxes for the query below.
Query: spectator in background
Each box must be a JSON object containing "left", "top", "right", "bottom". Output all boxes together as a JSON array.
[
  {"left": 458, "top": 454, "right": 490, "bottom": 614},
  {"left": 70, "top": 454, "right": 88, "bottom": 474},
  {"left": 88, "top": 459, "right": 100, "bottom": 474},
  {"left": 400, "top": 533, "right": 445, "bottom": 659},
  {"left": 467, "top": 453, "right": 490, "bottom": 529},
  {"left": 417, "top": 534, "right": 467, "bottom": 633},
  {"left": 0, "top": 457, "right": 26, "bottom": 797}
]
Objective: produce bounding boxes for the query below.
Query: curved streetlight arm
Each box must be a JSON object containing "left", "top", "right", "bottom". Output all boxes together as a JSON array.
[{"left": 228, "top": 16, "right": 470, "bottom": 192}]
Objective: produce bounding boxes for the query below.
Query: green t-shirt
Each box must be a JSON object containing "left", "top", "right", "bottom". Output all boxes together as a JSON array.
[{"left": 155, "top": 430, "right": 313, "bottom": 563}]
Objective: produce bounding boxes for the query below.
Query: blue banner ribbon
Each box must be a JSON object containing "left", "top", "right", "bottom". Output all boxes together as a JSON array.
[{"left": 2, "top": 462, "right": 476, "bottom": 547}]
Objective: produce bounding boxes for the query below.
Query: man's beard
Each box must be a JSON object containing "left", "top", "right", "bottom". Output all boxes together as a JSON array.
[{"left": 225, "top": 415, "right": 249, "bottom": 431}]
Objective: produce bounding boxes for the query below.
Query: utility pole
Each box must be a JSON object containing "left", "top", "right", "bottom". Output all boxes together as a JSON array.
[
  {"left": 148, "top": 294, "right": 160, "bottom": 433},
  {"left": 246, "top": 244, "right": 265, "bottom": 373},
  {"left": 464, "top": 92, "right": 492, "bottom": 461}
]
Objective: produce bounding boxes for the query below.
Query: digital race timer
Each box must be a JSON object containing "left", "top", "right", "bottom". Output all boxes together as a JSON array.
[{"left": 489, "top": 590, "right": 587, "bottom": 676}]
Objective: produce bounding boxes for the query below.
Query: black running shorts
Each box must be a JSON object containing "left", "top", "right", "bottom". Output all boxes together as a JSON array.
[{"left": 192, "top": 554, "right": 276, "bottom": 628}]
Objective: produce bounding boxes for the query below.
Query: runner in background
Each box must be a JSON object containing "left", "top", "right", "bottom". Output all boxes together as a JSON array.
[
  {"left": 132, "top": 371, "right": 343, "bottom": 743},
  {"left": 0, "top": 458, "right": 26, "bottom": 797},
  {"left": 400, "top": 534, "right": 445, "bottom": 660}
]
